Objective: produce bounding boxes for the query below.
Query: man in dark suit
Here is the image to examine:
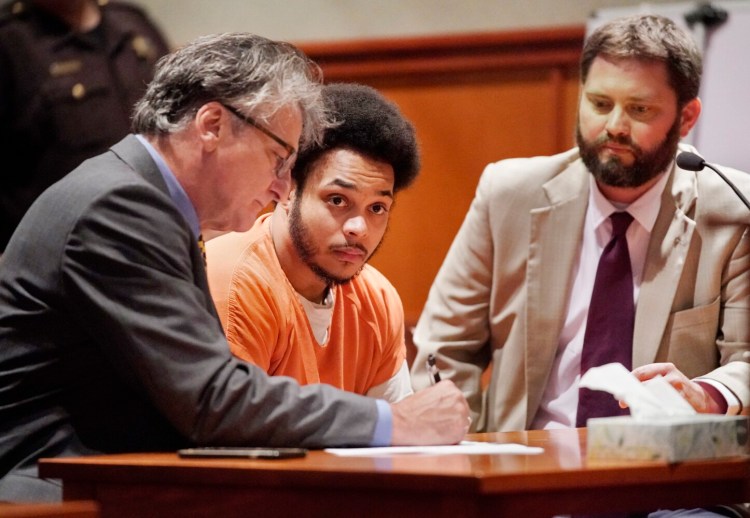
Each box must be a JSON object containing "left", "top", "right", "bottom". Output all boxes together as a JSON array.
[{"left": 0, "top": 32, "right": 469, "bottom": 502}]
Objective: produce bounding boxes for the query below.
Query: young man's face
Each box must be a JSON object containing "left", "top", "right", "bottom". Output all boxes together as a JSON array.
[
  {"left": 288, "top": 148, "right": 394, "bottom": 285},
  {"left": 576, "top": 55, "right": 699, "bottom": 191}
]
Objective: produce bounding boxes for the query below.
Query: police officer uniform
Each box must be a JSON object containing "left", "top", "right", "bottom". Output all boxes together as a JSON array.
[{"left": 0, "top": 0, "right": 169, "bottom": 251}]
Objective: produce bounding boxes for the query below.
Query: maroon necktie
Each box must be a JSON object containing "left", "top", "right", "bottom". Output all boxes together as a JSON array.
[{"left": 576, "top": 211, "right": 634, "bottom": 427}]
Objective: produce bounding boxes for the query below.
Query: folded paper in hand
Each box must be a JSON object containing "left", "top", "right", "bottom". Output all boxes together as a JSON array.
[{"left": 579, "top": 362, "right": 695, "bottom": 419}]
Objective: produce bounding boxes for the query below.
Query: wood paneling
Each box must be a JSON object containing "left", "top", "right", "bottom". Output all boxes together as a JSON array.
[
  {"left": 0, "top": 501, "right": 99, "bottom": 518},
  {"left": 300, "top": 27, "right": 585, "bottom": 322}
]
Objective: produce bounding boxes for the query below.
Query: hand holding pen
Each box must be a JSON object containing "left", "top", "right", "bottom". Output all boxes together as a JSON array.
[
  {"left": 426, "top": 353, "right": 441, "bottom": 385},
  {"left": 422, "top": 354, "right": 473, "bottom": 434}
]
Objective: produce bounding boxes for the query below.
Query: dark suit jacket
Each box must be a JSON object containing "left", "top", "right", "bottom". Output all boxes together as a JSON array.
[{"left": 0, "top": 135, "right": 378, "bottom": 501}]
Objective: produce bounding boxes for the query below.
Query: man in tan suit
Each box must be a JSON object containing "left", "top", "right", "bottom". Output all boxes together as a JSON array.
[{"left": 412, "top": 14, "right": 749, "bottom": 436}]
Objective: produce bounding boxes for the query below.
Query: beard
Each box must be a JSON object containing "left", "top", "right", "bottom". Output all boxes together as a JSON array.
[
  {"left": 577, "top": 116, "right": 681, "bottom": 189},
  {"left": 288, "top": 199, "right": 376, "bottom": 286}
]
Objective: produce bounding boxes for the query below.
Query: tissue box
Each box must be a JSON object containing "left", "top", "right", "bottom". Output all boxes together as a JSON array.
[{"left": 586, "top": 414, "right": 749, "bottom": 462}]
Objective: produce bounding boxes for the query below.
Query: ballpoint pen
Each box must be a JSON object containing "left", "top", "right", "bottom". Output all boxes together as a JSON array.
[{"left": 426, "top": 353, "right": 441, "bottom": 385}]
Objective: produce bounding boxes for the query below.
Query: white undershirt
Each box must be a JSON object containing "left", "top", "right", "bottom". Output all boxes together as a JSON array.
[{"left": 296, "top": 288, "right": 335, "bottom": 345}]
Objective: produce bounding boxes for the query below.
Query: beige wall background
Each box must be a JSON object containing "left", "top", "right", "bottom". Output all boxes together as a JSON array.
[{"left": 138, "top": 0, "right": 680, "bottom": 46}]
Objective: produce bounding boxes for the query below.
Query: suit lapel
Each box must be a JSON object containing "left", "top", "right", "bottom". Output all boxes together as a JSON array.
[
  {"left": 525, "top": 161, "right": 589, "bottom": 419},
  {"left": 633, "top": 165, "right": 696, "bottom": 366},
  {"left": 109, "top": 135, "right": 218, "bottom": 319}
]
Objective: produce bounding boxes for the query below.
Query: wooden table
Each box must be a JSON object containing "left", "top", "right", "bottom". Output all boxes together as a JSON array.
[{"left": 39, "top": 429, "right": 750, "bottom": 517}]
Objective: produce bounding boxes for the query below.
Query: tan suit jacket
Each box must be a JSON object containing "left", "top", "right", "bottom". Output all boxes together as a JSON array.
[{"left": 412, "top": 146, "right": 750, "bottom": 432}]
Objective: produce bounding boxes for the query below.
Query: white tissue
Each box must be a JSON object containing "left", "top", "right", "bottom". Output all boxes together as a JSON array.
[{"left": 579, "top": 362, "right": 696, "bottom": 420}]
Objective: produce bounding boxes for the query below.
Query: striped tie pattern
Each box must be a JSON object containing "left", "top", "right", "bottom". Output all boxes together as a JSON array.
[{"left": 198, "top": 234, "right": 207, "bottom": 266}]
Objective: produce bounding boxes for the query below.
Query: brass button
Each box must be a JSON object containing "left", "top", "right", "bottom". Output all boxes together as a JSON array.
[{"left": 71, "top": 83, "right": 86, "bottom": 100}]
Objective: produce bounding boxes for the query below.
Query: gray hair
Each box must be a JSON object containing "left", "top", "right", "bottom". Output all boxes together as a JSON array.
[
  {"left": 581, "top": 15, "right": 702, "bottom": 106},
  {"left": 131, "top": 32, "right": 331, "bottom": 149}
]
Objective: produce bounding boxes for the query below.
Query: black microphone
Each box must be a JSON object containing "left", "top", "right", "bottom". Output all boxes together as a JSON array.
[
  {"left": 684, "top": 2, "right": 728, "bottom": 29},
  {"left": 676, "top": 151, "right": 750, "bottom": 211}
]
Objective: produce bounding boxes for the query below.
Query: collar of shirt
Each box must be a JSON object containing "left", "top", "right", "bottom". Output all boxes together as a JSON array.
[
  {"left": 588, "top": 166, "right": 671, "bottom": 236},
  {"left": 588, "top": 167, "right": 671, "bottom": 289},
  {"left": 135, "top": 134, "right": 200, "bottom": 239}
]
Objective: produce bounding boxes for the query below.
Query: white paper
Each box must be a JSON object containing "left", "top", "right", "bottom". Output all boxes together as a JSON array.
[
  {"left": 325, "top": 441, "right": 543, "bottom": 457},
  {"left": 579, "top": 363, "right": 696, "bottom": 420}
]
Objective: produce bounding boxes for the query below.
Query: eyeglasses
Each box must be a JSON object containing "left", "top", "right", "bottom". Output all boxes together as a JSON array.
[{"left": 221, "top": 103, "right": 297, "bottom": 178}]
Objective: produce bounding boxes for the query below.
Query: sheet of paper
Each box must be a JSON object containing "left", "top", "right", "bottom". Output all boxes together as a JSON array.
[{"left": 325, "top": 441, "right": 543, "bottom": 457}]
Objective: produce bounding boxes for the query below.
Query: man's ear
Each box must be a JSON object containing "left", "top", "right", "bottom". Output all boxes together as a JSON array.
[
  {"left": 679, "top": 97, "right": 702, "bottom": 138},
  {"left": 279, "top": 184, "right": 298, "bottom": 212},
  {"left": 194, "top": 102, "right": 225, "bottom": 152}
]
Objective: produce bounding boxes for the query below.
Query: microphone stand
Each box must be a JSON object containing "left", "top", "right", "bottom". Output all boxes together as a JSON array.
[
  {"left": 677, "top": 151, "right": 750, "bottom": 212},
  {"left": 702, "top": 162, "right": 750, "bottom": 212}
]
